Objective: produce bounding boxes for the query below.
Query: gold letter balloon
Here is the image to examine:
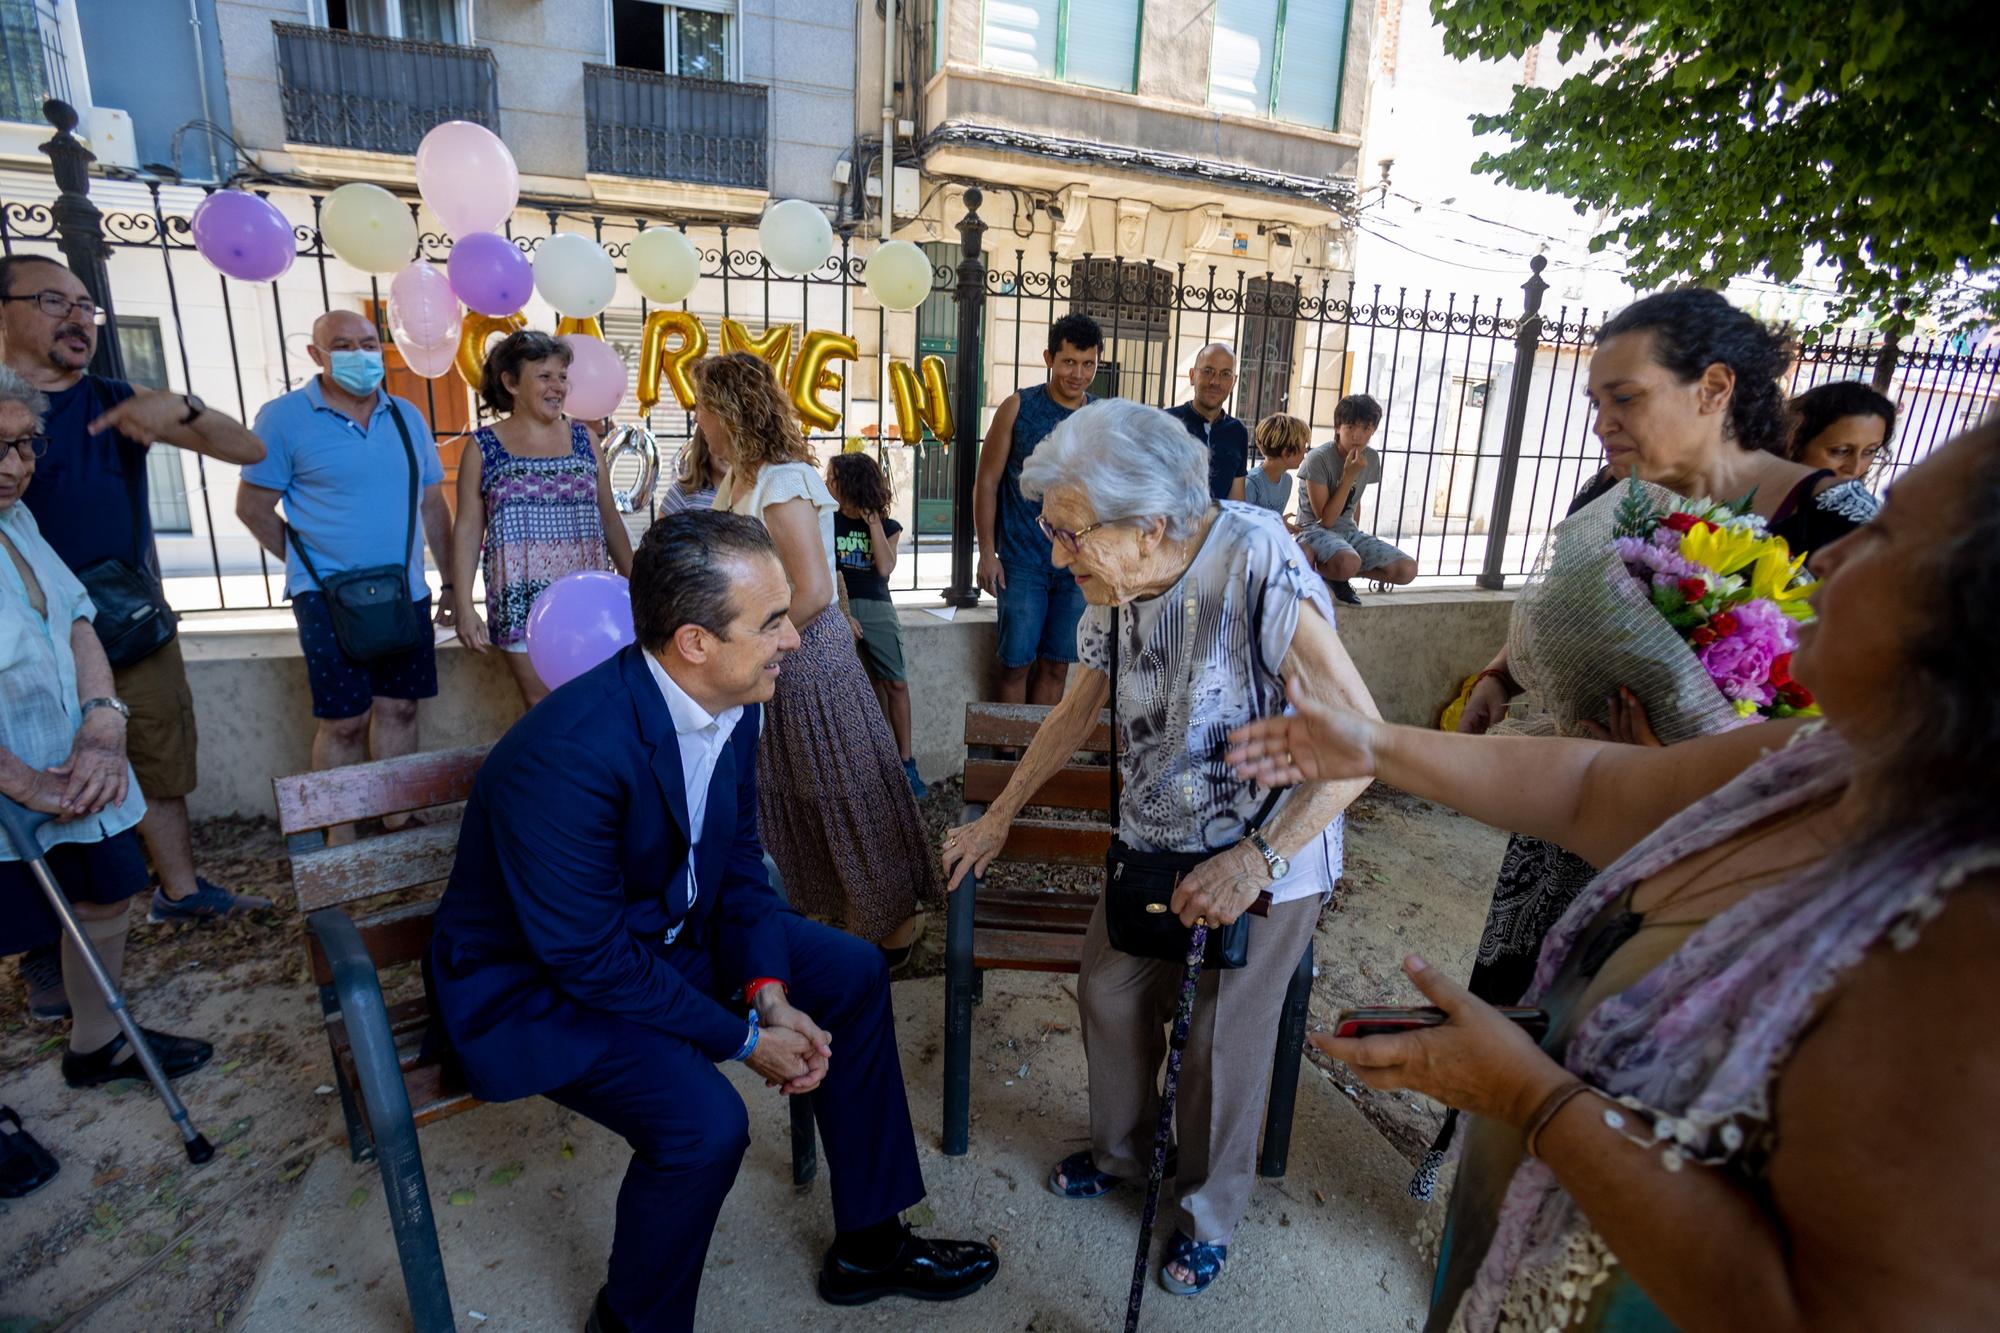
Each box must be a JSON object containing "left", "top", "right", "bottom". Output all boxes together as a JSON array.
[
  {"left": 718, "top": 318, "right": 794, "bottom": 385},
  {"left": 455, "top": 311, "right": 528, "bottom": 393},
  {"left": 889, "top": 354, "right": 954, "bottom": 443},
  {"left": 637, "top": 311, "right": 708, "bottom": 415},
  {"left": 788, "top": 330, "right": 858, "bottom": 432}
]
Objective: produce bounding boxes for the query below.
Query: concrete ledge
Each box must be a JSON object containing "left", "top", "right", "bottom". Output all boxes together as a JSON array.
[{"left": 178, "top": 592, "right": 1515, "bottom": 820}]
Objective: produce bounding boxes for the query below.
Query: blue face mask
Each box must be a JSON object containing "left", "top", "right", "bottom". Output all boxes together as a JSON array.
[{"left": 328, "top": 349, "right": 385, "bottom": 395}]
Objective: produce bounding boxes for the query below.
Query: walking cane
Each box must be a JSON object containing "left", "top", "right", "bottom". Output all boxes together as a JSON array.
[
  {"left": 0, "top": 797, "right": 214, "bottom": 1165},
  {"left": 1123, "top": 917, "right": 1209, "bottom": 1333}
]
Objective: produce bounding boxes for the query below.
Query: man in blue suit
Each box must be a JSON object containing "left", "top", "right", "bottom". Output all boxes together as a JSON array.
[{"left": 428, "top": 511, "right": 997, "bottom": 1332}]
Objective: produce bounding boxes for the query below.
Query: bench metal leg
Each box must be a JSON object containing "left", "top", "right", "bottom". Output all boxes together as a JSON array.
[
  {"left": 1259, "top": 940, "right": 1314, "bottom": 1179},
  {"left": 318, "top": 982, "right": 377, "bottom": 1165},
  {"left": 790, "top": 1093, "right": 818, "bottom": 1187},
  {"left": 942, "top": 814, "right": 982, "bottom": 1156},
  {"left": 311, "top": 910, "right": 455, "bottom": 1333}
]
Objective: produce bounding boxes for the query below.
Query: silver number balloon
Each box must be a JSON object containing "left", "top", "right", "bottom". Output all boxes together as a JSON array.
[{"left": 601, "top": 423, "right": 660, "bottom": 513}]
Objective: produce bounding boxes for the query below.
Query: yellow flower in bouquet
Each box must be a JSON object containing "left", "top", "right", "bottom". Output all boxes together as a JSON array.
[
  {"left": 1677, "top": 521, "right": 1765, "bottom": 578},
  {"left": 1745, "top": 545, "right": 1817, "bottom": 621}
]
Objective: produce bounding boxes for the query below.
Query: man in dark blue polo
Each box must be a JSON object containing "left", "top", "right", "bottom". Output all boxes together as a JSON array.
[
  {"left": 234, "top": 311, "right": 456, "bottom": 823},
  {"left": 1167, "top": 343, "right": 1249, "bottom": 503}
]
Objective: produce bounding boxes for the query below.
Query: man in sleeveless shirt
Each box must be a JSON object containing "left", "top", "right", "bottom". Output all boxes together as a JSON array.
[{"left": 972, "top": 314, "right": 1101, "bottom": 704}]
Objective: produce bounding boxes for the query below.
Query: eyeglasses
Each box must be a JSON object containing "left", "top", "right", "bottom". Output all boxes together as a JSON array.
[
  {"left": 1037, "top": 516, "right": 1112, "bottom": 554},
  {"left": 3, "top": 290, "right": 105, "bottom": 325},
  {"left": 1, "top": 434, "right": 50, "bottom": 463},
  {"left": 1194, "top": 367, "right": 1237, "bottom": 381}
]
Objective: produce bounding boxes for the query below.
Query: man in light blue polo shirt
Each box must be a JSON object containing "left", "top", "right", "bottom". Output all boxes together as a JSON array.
[{"left": 235, "top": 311, "right": 455, "bottom": 807}]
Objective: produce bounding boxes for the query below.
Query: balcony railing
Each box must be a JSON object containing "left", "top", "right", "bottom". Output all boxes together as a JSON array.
[
  {"left": 583, "top": 64, "right": 767, "bottom": 191},
  {"left": 274, "top": 21, "right": 497, "bottom": 157},
  {"left": 0, "top": 0, "right": 68, "bottom": 125}
]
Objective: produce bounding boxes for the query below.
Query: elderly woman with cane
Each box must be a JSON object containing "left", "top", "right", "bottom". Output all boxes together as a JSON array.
[
  {"left": 942, "top": 399, "right": 1379, "bottom": 1298},
  {"left": 1227, "top": 422, "right": 2000, "bottom": 1332},
  {"left": 0, "top": 366, "right": 213, "bottom": 1196}
]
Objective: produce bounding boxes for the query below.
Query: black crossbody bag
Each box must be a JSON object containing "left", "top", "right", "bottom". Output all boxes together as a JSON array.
[
  {"left": 73, "top": 378, "right": 179, "bottom": 669},
  {"left": 1101, "top": 592, "right": 1282, "bottom": 971},
  {"left": 286, "top": 400, "right": 426, "bottom": 663}
]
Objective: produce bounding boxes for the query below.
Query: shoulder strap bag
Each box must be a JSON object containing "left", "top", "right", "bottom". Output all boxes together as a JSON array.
[
  {"left": 72, "top": 377, "right": 179, "bottom": 670},
  {"left": 286, "top": 400, "right": 427, "bottom": 664},
  {"left": 1101, "top": 579, "right": 1282, "bottom": 971}
]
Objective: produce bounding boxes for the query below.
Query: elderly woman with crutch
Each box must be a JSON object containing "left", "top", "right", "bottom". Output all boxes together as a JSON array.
[
  {"left": 0, "top": 365, "right": 214, "bottom": 1196},
  {"left": 942, "top": 398, "right": 1379, "bottom": 1300}
]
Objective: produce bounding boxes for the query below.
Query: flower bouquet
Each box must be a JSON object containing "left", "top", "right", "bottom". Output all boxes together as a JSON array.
[{"left": 1506, "top": 477, "right": 1819, "bottom": 745}]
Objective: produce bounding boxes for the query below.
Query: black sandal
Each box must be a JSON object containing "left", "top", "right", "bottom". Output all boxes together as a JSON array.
[
  {"left": 61, "top": 1027, "right": 213, "bottom": 1089},
  {"left": 1046, "top": 1147, "right": 1178, "bottom": 1199},
  {"left": 0, "top": 1106, "right": 59, "bottom": 1198}
]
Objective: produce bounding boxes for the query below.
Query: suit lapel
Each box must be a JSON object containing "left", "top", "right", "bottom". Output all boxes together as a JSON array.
[{"left": 621, "top": 646, "right": 691, "bottom": 844}]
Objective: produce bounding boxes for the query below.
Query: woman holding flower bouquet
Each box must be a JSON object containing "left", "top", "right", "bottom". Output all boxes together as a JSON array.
[
  {"left": 1455, "top": 289, "right": 1878, "bottom": 1011},
  {"left": 1229, "top": 422, "right": 2000, "bottom": 1333}
]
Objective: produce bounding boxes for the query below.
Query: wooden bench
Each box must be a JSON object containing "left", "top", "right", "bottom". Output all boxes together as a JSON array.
[
  {"left": 275, "top": 745, "right": 816, "bottom": 1333},
  {"left": 942, "top": 702, "right": 1315, "bottom": 1177}
]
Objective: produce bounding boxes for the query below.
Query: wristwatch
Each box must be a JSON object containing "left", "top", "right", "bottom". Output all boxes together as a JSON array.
[
  {"left": 180, "top": 393, "right": 205, "bottom": 425},
  {"left": 1245, "top": 831, "right": 1289, "bottom": 881},
  {"left": 81, "top": 696, "right": 130, "bottom": 723}
]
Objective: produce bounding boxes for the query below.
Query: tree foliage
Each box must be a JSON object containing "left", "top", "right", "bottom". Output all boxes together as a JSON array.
[{"left": 1431, "top": 0, "right": 1999, "bottom": 328}]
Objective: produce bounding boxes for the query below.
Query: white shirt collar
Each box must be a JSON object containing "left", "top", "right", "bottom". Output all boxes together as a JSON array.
[{"left": 643, "top": 649, "right": 743, "bottom": 738}]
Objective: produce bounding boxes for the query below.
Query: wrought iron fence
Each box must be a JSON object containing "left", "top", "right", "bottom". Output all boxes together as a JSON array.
[
  {"left": 2, "top": 114, "right": 1992, "bottom": 615},
  {"left": 583, "top": 64, "right": 768, "bottom": 191},
  {"left": 274, "top": 21, "right": 499, "bottom": 156}
]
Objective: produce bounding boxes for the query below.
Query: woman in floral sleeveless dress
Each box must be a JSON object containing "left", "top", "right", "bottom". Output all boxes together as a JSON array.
[{"left": 450, "top": 331, "right": 632, "bottom": 706}]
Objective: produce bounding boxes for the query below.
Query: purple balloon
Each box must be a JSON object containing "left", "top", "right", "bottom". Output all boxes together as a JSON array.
[
  {"left": 524, "top": 571, "right": 634, "bottom": 691},
  {"left": 191, "top": 190, "right": 296, "bottom": 283},
  {"left": 447, "top": 230, "right": 532, "bottom": 317}
]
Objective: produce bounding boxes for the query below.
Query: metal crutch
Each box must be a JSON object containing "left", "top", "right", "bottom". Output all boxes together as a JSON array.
[
  {"left": 1123, "top": 917, "right": 1209, "bottom": 1332},
  {"left": 0, "top": 797, "right": 213, "bottom": 1165}
]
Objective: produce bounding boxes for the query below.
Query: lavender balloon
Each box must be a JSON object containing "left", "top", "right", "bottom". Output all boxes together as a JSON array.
[
  {"left": 525, "top": 571, "right": 635, "bottom": 691},
  {"left": 447, "top": 231, "right": 532, "bottom": 317},
  {"left": 191, "top": 190, "right": 296, "bottom": 283}
]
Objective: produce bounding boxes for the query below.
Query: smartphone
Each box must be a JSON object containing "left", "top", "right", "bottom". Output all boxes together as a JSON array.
[{"left": 1331, "top": 1005, "right": 1550, "bottom": 1043}]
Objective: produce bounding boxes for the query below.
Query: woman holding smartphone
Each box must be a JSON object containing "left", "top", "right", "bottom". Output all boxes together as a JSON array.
[{"left": 1228, "top": 423, "right": 2000, "bottom": 1332}]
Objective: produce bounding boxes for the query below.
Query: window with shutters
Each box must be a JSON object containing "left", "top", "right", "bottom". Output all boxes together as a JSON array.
[
  {"left": 1209, "top": 0, "right": 1349, "bottom": 130},
  {"left": 980, "top": 0, "right": 1142, "bottom": 95}
]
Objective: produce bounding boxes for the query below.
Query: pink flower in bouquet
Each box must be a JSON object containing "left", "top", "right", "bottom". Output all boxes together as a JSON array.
[{"left": 1695, "top": 600, "right": 1795, "bottom": 704}]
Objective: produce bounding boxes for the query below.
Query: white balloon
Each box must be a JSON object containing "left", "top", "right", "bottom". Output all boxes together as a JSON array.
[
  {"left": 626, "top": 227, "right": 701, "bottom": 304},
  {"left": 757, "top": 199, "right": 834, "bottom": 278},
  {"left": 533, "top": 232, "right": 618, "bottom": 319},
  {"left": 864, "top": 239, "right": 935, "bottom": 312}
]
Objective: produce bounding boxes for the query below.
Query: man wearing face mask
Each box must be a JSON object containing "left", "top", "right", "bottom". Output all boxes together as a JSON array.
[
  {"left": 0, "top": 256, "right": 271, "bottom": 1003},
  {"left": 236, "top": 311, "right": 454, "bottom": 814}
]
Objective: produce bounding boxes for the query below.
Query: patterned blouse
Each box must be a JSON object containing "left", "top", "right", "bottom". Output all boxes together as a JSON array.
[
  {"left": 1077, "top": 501, "right": 1343, "bottom": 904},
  {"left": 476, "top": 422, "right": 611, "bottom": 646}
]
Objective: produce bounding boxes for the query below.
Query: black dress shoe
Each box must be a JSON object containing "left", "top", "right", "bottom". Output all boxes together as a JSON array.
[
  {"left": 61, "top": 1028, "right": 212, "bottom": 1089},
  {"left": 817, "top": 1231, "right": 1000, "bottom": 1306},
  {"left": 1330, "top": 579, "right": 1363, "bottom": 606},
  {"left": 583, "top": 1284, "right": 628, "bottom": 1333}
]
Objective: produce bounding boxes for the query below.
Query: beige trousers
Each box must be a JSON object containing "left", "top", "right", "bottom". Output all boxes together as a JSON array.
[{"left": 1075, "top": 893, "right": 1319, "bottom": 1245}]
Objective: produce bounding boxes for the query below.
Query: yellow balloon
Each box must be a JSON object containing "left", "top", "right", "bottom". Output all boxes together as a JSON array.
[
  {"left": 888, "top": 354, "right": 954, "bottom": 444},
  {"left": 456, "top": 311, "right": 528, "bottom": 394},
  {"left": 555, "top": 315, "right": 604, "bottom": 342},
  {"left": 718, "top": 319, "right": 794, "bottom": 385},
  {"left": 320, "top": 182, "right": 417, "bottom": 275},
  {"left": 788, "top": 329, "right": 858, "bottom": 432},
  {"left": 638, "top": 310, "right": 707, "bottom": 415}
]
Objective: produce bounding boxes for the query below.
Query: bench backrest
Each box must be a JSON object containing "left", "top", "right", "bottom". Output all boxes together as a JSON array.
[
  {"left": 962, "top": 702, "right": 1114, "bottom": 867},
  {"left": 274, "top": 745, "right": 489, "bottom": 985}
]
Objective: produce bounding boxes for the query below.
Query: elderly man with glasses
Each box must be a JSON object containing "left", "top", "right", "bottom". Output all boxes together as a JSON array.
[{"left": 0, "top": 255, "right": 270, "bottom": 1024}]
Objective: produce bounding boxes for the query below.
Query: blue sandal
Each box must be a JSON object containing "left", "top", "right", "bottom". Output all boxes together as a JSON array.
[
  {"left": 1047, "top": 1150, "right": 1121, "bottom": 1199},
  {"left": 1158, "top": 1230, "right": 1226, "bottom": 1296}
]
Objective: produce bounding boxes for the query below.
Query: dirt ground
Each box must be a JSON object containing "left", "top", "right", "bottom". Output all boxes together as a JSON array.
[{"left": 0, "top": 784, "right": 1503, "bottom": 1331}]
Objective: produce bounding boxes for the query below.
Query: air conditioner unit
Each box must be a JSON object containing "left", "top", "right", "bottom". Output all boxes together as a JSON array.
[
  {"left": 84, "top": 107, "right": 139, "bottom": 171},
  {"left": 893, "top": 166, "right": 920, "bottom": 218}
]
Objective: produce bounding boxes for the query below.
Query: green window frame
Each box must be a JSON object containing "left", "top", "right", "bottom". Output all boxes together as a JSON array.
[
  {"left": 1210, "top": 0, "right": 1349, "bottom": 131},
  {"left": 979, "top": 0, "right": 1143, "bottom": 95}
]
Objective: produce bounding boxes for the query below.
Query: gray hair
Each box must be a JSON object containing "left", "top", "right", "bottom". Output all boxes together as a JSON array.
[
  {"left": 0, "top": 363, "right": 49, "bottom": 431},
  {"left": 1019, "top": 398, "right": 1211, "bottom": 539}
]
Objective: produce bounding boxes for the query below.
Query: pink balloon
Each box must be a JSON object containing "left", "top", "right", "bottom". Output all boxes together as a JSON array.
[
  {"left": 416, "top": 120, "right": 520, "bottom": 238},
  {"left": 525, "top": 571, "right": 634, "bottom": 691},
  {"left": 562, "top": 334, "right": 628, "bottom": 420},
  {"left": 399, "top": 335, "right": 458, "bottom": 379},
  {"left": 387, "top": 261, "right": 460, "bottom": 347},
  {"left": 447, "top": 231, "right": 532, "bottom": 317},
  {"left": 191, "top": 190, "right": 296, "bottom": 283}
]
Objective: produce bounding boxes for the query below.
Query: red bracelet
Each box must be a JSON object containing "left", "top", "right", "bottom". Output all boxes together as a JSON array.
[
  {"left": 1475, "top": 666, "right": 1519, "bottom": 695},
  {"left": 744, "top": 977, "right": 786, "bottom": 1004}
]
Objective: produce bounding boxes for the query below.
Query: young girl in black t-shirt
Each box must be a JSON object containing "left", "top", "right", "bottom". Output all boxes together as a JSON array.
[{"left": 826, "top": 453, "right": 925, "bottom": 797}]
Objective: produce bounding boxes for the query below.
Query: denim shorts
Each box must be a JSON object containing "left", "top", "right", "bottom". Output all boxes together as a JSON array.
[
  {"left": 995, "top": 560, "right": 1085, "bottom": 669},
  {"left": 292, "top": 591, "right": 440, "bottom": 720},
  {"left": 1297, "top": 522, "right": 1412, "bottom": 575}
]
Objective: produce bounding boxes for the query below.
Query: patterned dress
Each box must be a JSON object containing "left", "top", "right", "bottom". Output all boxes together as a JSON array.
[{"left": 476, "top": 422, "right": 611, "bottom": 648}]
